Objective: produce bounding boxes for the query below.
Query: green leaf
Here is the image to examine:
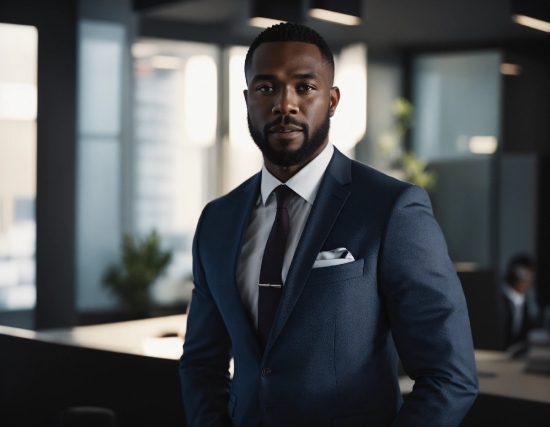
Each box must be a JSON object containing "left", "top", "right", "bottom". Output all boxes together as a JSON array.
[{"left": 102, "top": 230, "right": 173, "bottom": 314}]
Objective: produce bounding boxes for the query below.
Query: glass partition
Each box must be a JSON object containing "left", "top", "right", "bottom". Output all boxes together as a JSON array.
[
  {"left": 411, "top": 50, "right": 502, "bottom": 268},
  {"left": 412, "top": 51, "right": 502, "bottom": 161}
]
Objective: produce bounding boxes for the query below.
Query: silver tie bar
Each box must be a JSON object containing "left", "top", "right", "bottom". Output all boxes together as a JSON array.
[{"left": 258, "top": 283, "right": 282, "bottom": 288}]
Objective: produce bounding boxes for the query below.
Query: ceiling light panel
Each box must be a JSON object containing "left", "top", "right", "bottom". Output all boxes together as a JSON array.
[
  {"left": 512, "top": 14, "right": 550, "bottom": 33},
  {"left": 249, "top": 17, "right": 287, "bottom": 28},
  {"left": 309, "top": 0, "right": 361, "bottom": 25},
  {"left": 511, "top": 0, "right": 550, "bottom": 33}
]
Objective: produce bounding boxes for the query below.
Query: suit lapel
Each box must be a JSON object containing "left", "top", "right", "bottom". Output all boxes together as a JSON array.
[
  {"left": 220, "top": 172, "right": 262, "bottom": 360},
  {"left": 264, "top": 148, "right": 352, "bottom": 356}
]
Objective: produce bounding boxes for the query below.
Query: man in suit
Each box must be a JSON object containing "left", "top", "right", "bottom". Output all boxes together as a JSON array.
[
  {"left": 501, "top": 254, "right": 538, "bottom": 349},
  {"left": 180, "top": 23, "right": 478, "bottom": 427}
]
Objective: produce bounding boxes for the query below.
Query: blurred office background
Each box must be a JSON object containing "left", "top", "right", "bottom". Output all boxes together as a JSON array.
[
  {"left": 0, "top": 0, "right": 549, "bottom": 426},
  {"left": 1, "top": 0, "right": 547, "bottom": 332}
]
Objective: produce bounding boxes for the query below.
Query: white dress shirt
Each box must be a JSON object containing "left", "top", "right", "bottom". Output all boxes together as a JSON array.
[
  {"left": 503, "top": 283, "right": 526, "bottom": 337},
  {"left": 236, "top": 143, "right": 335, "bottom": 329}
]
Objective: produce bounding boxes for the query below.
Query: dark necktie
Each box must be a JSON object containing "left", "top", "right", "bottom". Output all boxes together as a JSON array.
[{"left": 258, "top": 185, "right": 295, "bottom": 351}]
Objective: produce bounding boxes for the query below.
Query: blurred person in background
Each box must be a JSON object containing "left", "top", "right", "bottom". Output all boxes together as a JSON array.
[{"left": 502, "top": 253, "right": 539, "bottom": 350}]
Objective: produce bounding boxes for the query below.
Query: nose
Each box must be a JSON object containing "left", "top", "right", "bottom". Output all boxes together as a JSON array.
[{"left": 272, "top": 87, "right": 299, "bottom": 116}]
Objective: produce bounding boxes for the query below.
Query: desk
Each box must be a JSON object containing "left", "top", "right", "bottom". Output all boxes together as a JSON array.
[
  {"left": 475, "top": 350, "right": 550, "bottom": 404},
  {"left": 2, "top": 315, "right": 549, "bottom": 427},
  {"left": 37, "top": 314, "right": 187, "bottom": 358},
  {"left": 0, "top": 317, "right": 188, "bottom": 427},
  {"left": 5, "top": 315, "right": 549, "bottom": 400},
  {"left": 399, "top": 350, "right": 550, "bottom": 404}
]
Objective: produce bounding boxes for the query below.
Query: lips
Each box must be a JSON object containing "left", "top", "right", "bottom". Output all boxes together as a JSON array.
[
  {"left": 268, "top": 126, "right": 303, "bottom": 141},
  {"left": 269, "top": 125, "right": 302, "bottom": 134}
]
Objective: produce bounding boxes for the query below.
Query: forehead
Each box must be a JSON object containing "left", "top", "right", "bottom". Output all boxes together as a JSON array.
[{"left": 247, "top": 41, "right": 329, "bottom": 81}]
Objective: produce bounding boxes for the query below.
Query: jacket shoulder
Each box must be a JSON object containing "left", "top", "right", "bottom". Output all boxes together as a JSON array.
[
  {"left": 346, "top": 160, "right": 432, "bottom": 221},
  {"left": 349, "top": 160, "right": 414, "bottom": 197}
]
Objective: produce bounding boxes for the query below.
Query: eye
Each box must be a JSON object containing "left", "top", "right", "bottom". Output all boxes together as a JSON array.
[
  {"left": 256, "top": 85, "right": 274, "bottom": 92},
  {"left": 297, "top": 84, "right": 315, "bottom": 92}
]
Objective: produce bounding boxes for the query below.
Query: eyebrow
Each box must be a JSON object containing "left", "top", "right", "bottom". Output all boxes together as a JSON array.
[
  {"left": 250, "top": 72, "right": 320, "bottom": 83},
  {"left": 292, "top": 72, "right": 320, "bottom": 80}
]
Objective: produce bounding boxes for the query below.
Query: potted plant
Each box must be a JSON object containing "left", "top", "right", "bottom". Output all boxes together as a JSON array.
[
  {"left": 377, "top": 98, "right": 437, "bottom": 191},
  {"left": 103, "top": 230, "right": 172, "bottom": 317}
]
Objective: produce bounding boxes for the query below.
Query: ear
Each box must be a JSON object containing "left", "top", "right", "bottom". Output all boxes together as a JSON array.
[
  {"left": 243, "top": 89, "right": 248, "bottom": 107},
  {"left": 329, "top": 86, "right": 340, "bottom": 117}
]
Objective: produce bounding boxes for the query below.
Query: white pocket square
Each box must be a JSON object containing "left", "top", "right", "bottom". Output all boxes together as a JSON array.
[{"left": 312, "top": 247, "right": 355, "bottom": 268}]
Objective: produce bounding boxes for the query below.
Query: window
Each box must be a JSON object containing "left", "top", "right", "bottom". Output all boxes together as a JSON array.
[
  {"left": 0, "top": 23, "right": 38, "bottom": 311},
  {"left": 226, "top": 46, "right": 263, "bottom": 193},
  {"left": 133, "top": 39, "right": 219, "bottom": 303},
  {"left": 331, "top": 43, "right": 367, "bottom": 157}
]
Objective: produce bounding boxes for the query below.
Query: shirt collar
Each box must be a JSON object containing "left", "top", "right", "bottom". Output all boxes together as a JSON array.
[{"left": 258, "top": 142, "right": 334, "bottom": 206}]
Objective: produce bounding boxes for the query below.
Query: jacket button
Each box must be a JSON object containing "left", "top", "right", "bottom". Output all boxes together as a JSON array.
[{"left": 262, "top": 368, "right": 271, "bottom": 377}]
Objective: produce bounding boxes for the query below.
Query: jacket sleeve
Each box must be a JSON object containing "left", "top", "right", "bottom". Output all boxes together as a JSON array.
[
  {"left": 179, "top": 203, "right": 233, "bottom": 427},
  {"left": 379, "top": 185, "right": 478, "bottom": 427}
]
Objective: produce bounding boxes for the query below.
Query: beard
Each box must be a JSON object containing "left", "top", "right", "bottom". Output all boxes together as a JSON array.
[{"left": 247, "top": 110, "right": 331, "bottom": 167}]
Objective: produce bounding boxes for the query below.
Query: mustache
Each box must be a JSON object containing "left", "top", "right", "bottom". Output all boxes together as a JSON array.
[{"left": 263, "top": 116, "right": 308, "bottom": 134}]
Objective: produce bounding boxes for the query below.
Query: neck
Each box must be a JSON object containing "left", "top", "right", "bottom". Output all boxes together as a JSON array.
[{"left": 264, "top": 140, "right": 328, "bottom": 183}]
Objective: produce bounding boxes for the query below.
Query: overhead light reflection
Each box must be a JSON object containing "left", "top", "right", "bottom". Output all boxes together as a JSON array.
[
  {"left": 512, "top": 14, "right": 550, "bottom": 33},
  {"left": 500, "top": 63, "right": 522, "bottom": 76},
  {"left": 249, "top": 17, "right": 286, "bottom": 28},
  {"left": 309, "top": 8, "right": 361, "bottom": 25},
  {"left": 469, "top": 136, "right": 498, "bottom": 154}
]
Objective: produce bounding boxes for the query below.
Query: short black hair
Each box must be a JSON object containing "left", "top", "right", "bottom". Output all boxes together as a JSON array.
[
  {"left": 244, "top": 22, "right": 334, "bottom": 82},
  {"left": 505, "top": 253, "right": 536, "bottom": 285}
]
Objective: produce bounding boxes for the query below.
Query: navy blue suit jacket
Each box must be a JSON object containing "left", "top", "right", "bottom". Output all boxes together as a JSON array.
[{"left": 180, "top": 147, "right": 478, "bottom": 427}]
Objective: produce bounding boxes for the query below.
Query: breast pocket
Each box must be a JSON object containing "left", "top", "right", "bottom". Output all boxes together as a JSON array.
[{"left": 307, "top": 259, "right": 364, "bottom": 285}]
